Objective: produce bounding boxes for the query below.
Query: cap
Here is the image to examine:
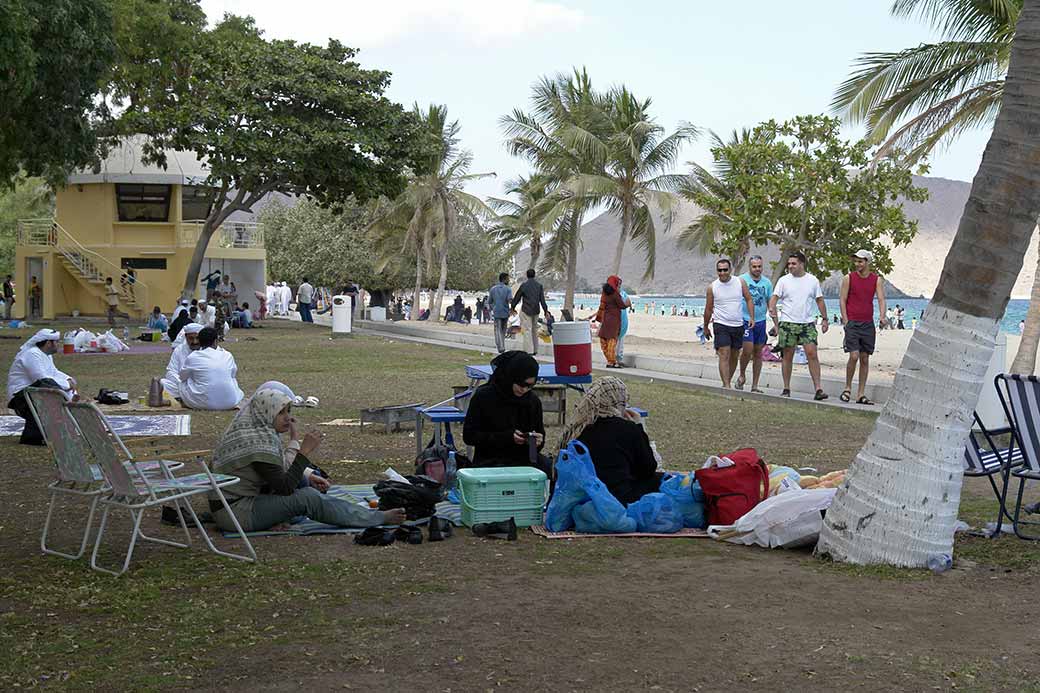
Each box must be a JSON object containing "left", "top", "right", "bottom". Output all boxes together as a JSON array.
[{"left": 853, "top": 249, "right": 873, "bottom": 261}]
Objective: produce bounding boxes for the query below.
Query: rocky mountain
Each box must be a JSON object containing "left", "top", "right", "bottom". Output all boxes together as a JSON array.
[{"left": 520, "top": 176, "right": 1039, "bottom": 298}]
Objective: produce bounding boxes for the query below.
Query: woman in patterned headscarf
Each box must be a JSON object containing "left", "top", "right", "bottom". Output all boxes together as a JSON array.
[
  {"left": 556, "top": 376, "right": 662, "bottom": 505},
  {"left": 209, "top": 386, "right": 405, "bottom": 532}
]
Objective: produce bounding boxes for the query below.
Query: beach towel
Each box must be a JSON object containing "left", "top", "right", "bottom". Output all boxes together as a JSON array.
[
  {"left": 531, "top": 525, "right": 709, "bottom": 540},
  {"left": 221, "top": 483, "right": 463, "bottom": 537},
  {"left": 0, "top": 414, "right": 191, "bottom": 437}
]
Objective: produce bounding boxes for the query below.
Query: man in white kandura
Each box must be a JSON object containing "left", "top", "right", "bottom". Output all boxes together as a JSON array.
[
  {"left": 195, "top": 299, "right": 217, "bottom": 328},
  {"left": 161, "top": 323, "right": 203, "bottom": 401},
  {"left": 7, "top": 329, "right": 78, "bottom": 445},
  {"left": 178, "top": 327, "right": 244, "bottom": 410}
]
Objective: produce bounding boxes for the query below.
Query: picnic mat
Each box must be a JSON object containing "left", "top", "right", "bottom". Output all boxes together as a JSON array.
[
  {"left": 222, "top": 483, "right": 463, "bottom": 537},
  {"left": 0, "top": 414, "right": 191, "bottom": 437},
  {"left": 97, "top": 398, "right": 187, "bottom": 413},
  {"left": 530, "top": 525, "right": 710, "bottom": 540}
]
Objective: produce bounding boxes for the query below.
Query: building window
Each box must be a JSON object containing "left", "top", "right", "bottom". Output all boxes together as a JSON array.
[
  {"left": 121, "top": 258, "right": 167, "bottom": 270},
  {"left": 182, "top": 185, "right": 215, "bottom": 221},
  {"left": 116, "top": 184, "right": 171, "bottom": 222}
]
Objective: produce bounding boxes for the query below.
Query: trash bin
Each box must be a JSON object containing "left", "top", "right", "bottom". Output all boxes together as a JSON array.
[
  {"left": 331, "top": 295, "right": 352, "bottom": 337},
  {"left": 370, "top": 306, "right": 386, "bottom": 322}
]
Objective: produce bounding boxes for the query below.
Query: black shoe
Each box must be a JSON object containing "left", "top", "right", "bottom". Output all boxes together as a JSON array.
[
  {"left": 394, "top": 526, "right": 423, "bottom": 545},
  {"left": 472, "top": 517, "right": 518, "bottom": 541},
  {"left": 160, "top": 504, "right": 201, "bottom": 528},
  {"left": 354, "top": 527, "right": 396, "bottom": 546},
  {"left": 428, "top": 517, "right": 454, "bottom": 542}
]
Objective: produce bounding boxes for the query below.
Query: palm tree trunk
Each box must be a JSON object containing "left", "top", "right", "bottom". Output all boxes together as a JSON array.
[
  {"left": 816, "top": 1, "right": 1040, "bottom": 568},
  {"left": 529, "top": 236, "right": 542, "bottom": 272},
  {"left": 430, "top": 196, "right": 455, "bottom": 321},
  {"left": 1011, "top": 232, "right": 1040, "bottom": 373},
  {"left": 410, "top": 251, "right": 422, "bottom": 321},
  {"left": 563, "top": 212, "right": 580, "bottom": 312},
  {"left": 610, "top": 205, "right": 631, "bottom": 276}
]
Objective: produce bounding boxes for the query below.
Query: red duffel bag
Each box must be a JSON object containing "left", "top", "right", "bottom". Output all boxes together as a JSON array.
[{"left": 694, "top": 448, "right": 770, "bottom": 526}]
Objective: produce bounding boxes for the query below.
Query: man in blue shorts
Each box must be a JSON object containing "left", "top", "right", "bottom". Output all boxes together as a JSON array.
[
  {"left": 736, "top": 255, "right": 773, "bottom": 393},
  {"left": 703, "top": 258, "right": 755, "bottom": 388}
]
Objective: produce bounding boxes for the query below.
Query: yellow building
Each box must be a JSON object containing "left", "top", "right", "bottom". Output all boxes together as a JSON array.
[{"left": 15, "top": 140, "right": 266, "bottom": 320}]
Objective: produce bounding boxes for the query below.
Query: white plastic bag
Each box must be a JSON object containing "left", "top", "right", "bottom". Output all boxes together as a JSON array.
[
  {"left": 74, "top": 329, "right": 97, "bottom": 351},
  {"left": 96, "top": 330, "right": 129, "bottom": 353},
  {"left": 707, "top": 487, "right": 837, "bottom": 549}
]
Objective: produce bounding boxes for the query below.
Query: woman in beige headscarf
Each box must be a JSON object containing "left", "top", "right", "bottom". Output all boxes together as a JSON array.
[
  {"left": 557, "top": 376, "right": 662, "bottom": 505},
  {"left": 209, "top": 386, "right": 405, "bottom": 532}
]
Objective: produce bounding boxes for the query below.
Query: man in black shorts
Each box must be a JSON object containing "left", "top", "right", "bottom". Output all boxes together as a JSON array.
[
  {"left": 839, "top": 250, "right": 887, "bottom": 405},
  {"left": 703, "top": 259, "right": 755, "bottom": 388}
]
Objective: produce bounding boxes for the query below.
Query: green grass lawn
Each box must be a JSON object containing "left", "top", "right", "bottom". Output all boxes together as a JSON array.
[{"left": 0, "top": 319, "right": 1036, "bottom": 692}]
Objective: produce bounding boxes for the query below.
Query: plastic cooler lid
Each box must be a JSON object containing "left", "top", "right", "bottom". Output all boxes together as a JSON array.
[{"left": 457, "top": 467, "right": 547, "bottom": 482}]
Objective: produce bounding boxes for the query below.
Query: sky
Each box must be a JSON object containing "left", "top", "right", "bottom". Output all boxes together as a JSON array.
[{"left": 199, "top": 0, "right": 991, "bottom": 201}]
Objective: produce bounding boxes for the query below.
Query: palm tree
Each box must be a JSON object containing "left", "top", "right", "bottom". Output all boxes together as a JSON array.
[
  {"left": 834, "top": 1, "right": 1040, "bottom": 373},
  {"left": 501, "top": 68, "right": 604, "bottom": 312},
  {"left": 816, "top": 0, "right": 1040, "bottom": 567},
  {"left": 568, "top": 87, "right": 698, "bottom": 280},
  {"left": 488, "top": 174, "right": 554, "bottom": 271},
  {"left": 678, "top": 128, "right": 756, "bottom": 273},
  {"left": 368, "top": 104, "right": 494, "bottom": 321}
]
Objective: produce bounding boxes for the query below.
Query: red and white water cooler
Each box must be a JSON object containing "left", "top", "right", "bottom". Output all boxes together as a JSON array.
[{"left": 552, "top": 321, "right": 592, "bottom": 376}]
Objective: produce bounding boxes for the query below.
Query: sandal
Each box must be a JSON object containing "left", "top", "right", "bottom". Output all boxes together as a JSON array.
[
  {"left": 304, "top": 396, "right": 320, "bottom": 408},
  {"left": 840, "top": 390, "right": 851, "bottom": 402},
  {"left": 735, "top": 375, "right": 746, "bottom": 390},
  {"left": 814, "top": 390, "right": 829, "bottom": 401},
  {"left": 781, "top": 389, "right": 791, "bottom": 398},
  {"left": 750, "top": 388, "right": 764, "bottom": 394},
  {"left": 856, "top": 396, "right": 875, "bottom": 406}
]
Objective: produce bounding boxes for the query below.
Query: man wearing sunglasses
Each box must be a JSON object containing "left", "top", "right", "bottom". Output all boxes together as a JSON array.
[{"left": 703, "top": 258, "right": 755, "bottom": 388}]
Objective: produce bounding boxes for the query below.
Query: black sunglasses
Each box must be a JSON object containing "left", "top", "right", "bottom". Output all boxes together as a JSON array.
[{"left": 716, "top": 268, "right": 730, "bottom": 273}]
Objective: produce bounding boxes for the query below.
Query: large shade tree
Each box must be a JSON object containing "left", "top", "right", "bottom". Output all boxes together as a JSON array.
[
  {"left": 0, "top": 0, "right": 115, "bottom": 186},
  {"left": 116, "top": 14, "right": 428, "bottom": 300},
  {"left": 816, "top": 0, "right": 1040, "bottom": 567}
]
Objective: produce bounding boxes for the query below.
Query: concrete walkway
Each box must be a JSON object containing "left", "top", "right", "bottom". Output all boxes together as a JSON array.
[{"left": 283, "top": 312, "right": 880, "bottom": 417}]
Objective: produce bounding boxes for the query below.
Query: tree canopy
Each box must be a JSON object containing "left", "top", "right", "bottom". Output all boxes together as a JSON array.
[
  {"left": 682, "top": 115, "right": 929, "bottom": 281},
  {"left": 0, "top": 0, "right": 115, "bottom": 186}
]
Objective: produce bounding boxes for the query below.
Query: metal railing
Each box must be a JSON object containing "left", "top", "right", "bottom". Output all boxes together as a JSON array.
[
  {"left": 177, "top": 221, "right": 264, "bottom": 249},
  {"left": 17, "top": 219, "right": 150, "bottom": 313}
]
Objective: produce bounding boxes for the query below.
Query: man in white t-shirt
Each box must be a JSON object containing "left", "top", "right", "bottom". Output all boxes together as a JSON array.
[
  {"left": 767, "top": 251, "right": 829, "bottom": 400},
  {"left": 702, "top": 258, "right": 754, "bottom": 388},
  {"left": 178, "top": 327, "right": 244, "bottom": 410},
  {"left": 297, "top": 278, "right": 314, "bottom": 323}
]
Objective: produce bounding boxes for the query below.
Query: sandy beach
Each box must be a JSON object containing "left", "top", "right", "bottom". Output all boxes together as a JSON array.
[{"left": 409, "top": 295, "right": 1027, "bottom": 383}]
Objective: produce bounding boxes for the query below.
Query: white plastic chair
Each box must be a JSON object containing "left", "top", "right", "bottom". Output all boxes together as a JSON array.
[{"left": 66, "top": 401, "right": 257, "bottom": 576}]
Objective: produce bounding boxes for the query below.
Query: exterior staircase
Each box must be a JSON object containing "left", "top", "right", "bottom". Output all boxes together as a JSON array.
[{"left": 18, "top": 219, "right": 150, "bottom": 318}]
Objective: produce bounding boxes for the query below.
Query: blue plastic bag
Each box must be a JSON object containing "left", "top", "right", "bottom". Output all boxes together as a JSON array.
[
  {"left": 545, "top": 441, "right": 595, "bottom": 532},
  {"left": 660, "top": 472, "right": 708, "bottom": 529},
  {"left": 572, "top": 476, "right": 637, "bottom": 534},
  {"left": 625, "top": 492, "right": 683, "bottom": 533}
]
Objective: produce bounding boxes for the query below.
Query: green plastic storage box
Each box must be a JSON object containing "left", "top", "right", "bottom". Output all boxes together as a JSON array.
[{"left": 456, "top": 467, "right": 548, "bottom": 528}]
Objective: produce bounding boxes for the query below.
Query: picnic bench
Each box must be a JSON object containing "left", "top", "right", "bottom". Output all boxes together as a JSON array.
[{"left": 360, "top": 402, "right": 423, "bottom": 434}]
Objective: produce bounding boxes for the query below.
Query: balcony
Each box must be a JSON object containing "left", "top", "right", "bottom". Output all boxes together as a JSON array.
[{"left": 177, "top": 221, "right": 265, "bottom": 249}]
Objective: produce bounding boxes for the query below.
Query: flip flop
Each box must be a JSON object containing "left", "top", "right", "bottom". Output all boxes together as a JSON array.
[
  {"left": 840, "top": 390, "right": 851, "bottom": 402},
  {"left": 750, "top": 388, "right": 764, "bottom": 394},
  {"left": 735, "top": 375, "right": 746, "bottom": 390},
  {"left": 781, "top": 389, "right": 791, "bottom": 398},
  {"left": 304, "top": 396, "right": 320, "bottom": 408},
  {"left": 814, "top": 390, "right": 829, "bottom": 401},
  {"left": 856, "top": 396, "right": 875, "bottom": 406},
  {"left": 292, "top": 395, "right": 304, "bottom": 406}
]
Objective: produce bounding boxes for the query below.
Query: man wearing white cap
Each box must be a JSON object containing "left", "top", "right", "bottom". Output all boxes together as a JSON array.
[
  {"left": 839, "top": 249, "right": 887, "bottom": 405},
  {"left": 7, "top": 330, "right": 78, "bottom": 445},
  {"left": 161, "top": 323, "right": 203, "bottom": 401}
]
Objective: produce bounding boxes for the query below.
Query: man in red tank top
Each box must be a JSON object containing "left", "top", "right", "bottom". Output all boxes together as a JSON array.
[{"left": 839, "top": 249, "right": 888, "bottom": 405}]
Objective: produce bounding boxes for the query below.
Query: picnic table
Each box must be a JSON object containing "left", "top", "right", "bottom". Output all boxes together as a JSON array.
[{"left": 464, "top": 363, "right": 592, "bottom": 393}]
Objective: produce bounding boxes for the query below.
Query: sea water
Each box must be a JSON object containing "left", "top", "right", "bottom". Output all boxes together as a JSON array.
[{"left": 549, "top": 296, "right": 1031, "bottom": 334}]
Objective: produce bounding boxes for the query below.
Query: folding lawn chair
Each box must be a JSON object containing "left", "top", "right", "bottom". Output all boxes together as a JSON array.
[
  {"left": 24, "top": 388, "right": 107, "bottom": 560},
  {"left": 65, "top": 401, "right": 256, "bottom": 576},
  {"left": 962, "top": 410, "right": 1024, "bottom": 534},
  {"left": 993, "top": 374, "right": 1040, "bottom": 540}
]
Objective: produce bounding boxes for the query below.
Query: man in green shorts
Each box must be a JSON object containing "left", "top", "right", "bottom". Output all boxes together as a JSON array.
[{"left": 767, "top": 251, "right": 829, "bottom": 400}]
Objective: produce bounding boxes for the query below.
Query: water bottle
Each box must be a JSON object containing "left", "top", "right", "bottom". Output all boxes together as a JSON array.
[
  {"left": 446, "top": 450, "right": 458, "bottom": 489},
  {"left": 123, "top": 326, "right": 130, "bottom": 342},
  {"left": 926, "top": 553, "right": 952, "bottom": 574}
]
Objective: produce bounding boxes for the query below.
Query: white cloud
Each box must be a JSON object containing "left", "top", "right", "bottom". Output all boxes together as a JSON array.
[{"left": 200, "top": 0, "right": 586, "bottom": 47}]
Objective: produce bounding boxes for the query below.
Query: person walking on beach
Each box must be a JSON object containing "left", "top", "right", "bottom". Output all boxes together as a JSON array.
[
  {"left": 489, "top": 273, "right": 512, "bottom": 353},
  {"left": 767, "top": 252, "right": 829, "bottom": 400},
  {"left": 703, "top": 258, "right": 754, "bottom": 388},
  {"left": 614, "top": 276, "right": 632, "bottom": 364},
  {"left": 735, "top": 255, "right": 772, "bottom": 393},
  {"left": 896, "top": 305, "right": 906, "bottom": 329},
  {"left": 511, "top": 269, "right": 551, "bottom": 355},
  {"left": 839, "top": 249, "right": 887, "bottom": 405}
]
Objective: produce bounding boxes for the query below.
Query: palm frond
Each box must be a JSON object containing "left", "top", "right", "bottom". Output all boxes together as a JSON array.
[{"left": 891, "top": 0, "right": 1019, "bottom": 43}]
